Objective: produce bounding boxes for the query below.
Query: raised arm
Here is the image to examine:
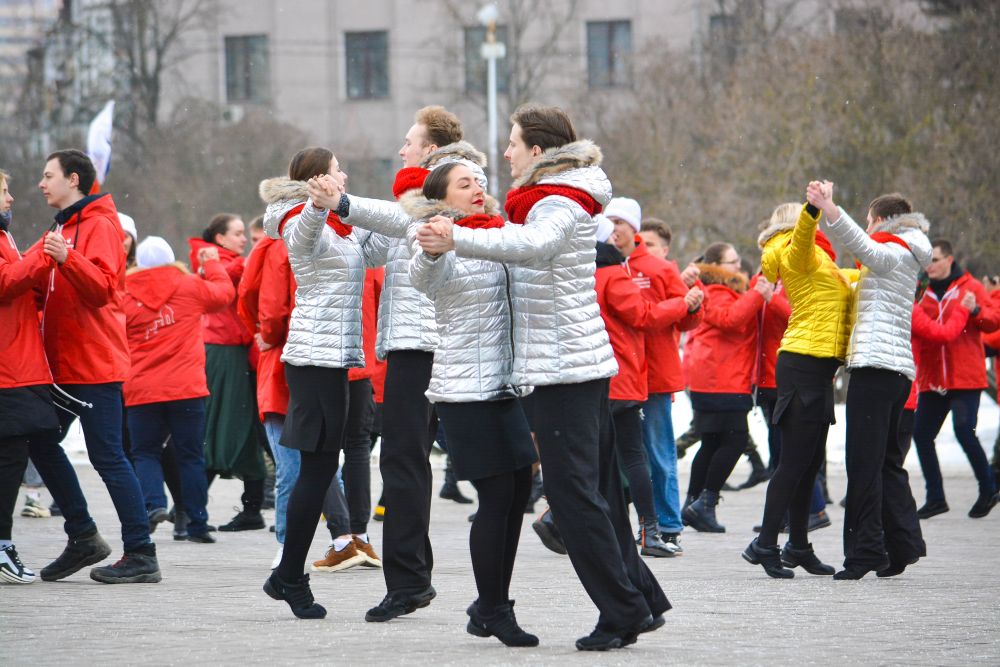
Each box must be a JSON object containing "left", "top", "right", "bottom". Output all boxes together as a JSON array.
[
  {"left": 407, "top": 221, "right": 454, "bottom": 298},
  {"left": 807, "top": 181, "right": 901, "bottom": 275},
  {"left": 196, "top": 258, "right": 237, "bottom": 313},
  {"left": 448, "top": 196, "right": 578, "bottom": 264},
  {"left": 786, "top": 204, "right": 823, "bottom": 275},
  {"left": 283, "top": 201, "right": 328, "bottom": 258},
  {"left": 344, "top": 196, "right": 412, "bottom": 239}
]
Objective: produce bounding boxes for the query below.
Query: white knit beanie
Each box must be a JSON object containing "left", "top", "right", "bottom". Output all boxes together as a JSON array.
[
  {"left": 604, "top": 197, "right": 642, "bottom": 233},
  {"left": 136, "top": 236, "right": 175, "bottom": 268},
  {"left": 118, "top": 212, "right": 137, "bottom": 241},
  {"left": 431, "top": 157, "right": 489, "bottom": 192}
]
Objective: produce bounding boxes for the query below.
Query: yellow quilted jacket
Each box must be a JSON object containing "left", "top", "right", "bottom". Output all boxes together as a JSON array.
[{"left": 759, "top": 205, "right": 855, "bottom": 360}]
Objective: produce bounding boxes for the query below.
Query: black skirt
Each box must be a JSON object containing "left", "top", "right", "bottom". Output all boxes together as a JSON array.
[
  {"left": 690, "top": 391, "right": 752, "bottom": 434},
  {"left": 436, "top": 398, "right": 538, "bottom": 481},
  {"left": 0, "top": 385, "right": 59, "bottom": 440},
  {"left": 281, "top": 364, "right": 349, "bottom": 453},
  {"left": 772, "top": 351, "right": 842, "bottom": 426}
]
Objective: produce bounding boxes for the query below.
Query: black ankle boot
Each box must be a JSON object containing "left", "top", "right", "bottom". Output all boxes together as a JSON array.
[
  {"left": 682, "top": 490, "right": 725, "bottom": 533},
  {"left": 439, "top": 460, "right": 474, "bottom": 504},
  {"left": 639, "top": 518, "right": 677, "bottom": 557},
  {"left": 738, "top": 448, "right": 771, "bottom": 490},
  {"left": 467, "top": 600, "right": 539, "bottom": 647},
  {"left": 780, "top": 543, "right": 834, "bottom": 575},
  {"left": 742, "top": 538, "right": 793, "bottom": 579},
  {"left": 264, "top": 572, "right": 326, "bottom": 619}
]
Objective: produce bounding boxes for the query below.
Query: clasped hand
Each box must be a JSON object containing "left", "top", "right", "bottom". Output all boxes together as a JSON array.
[{"left": 416, "top": 215, "right": 455, "bottom": 255}]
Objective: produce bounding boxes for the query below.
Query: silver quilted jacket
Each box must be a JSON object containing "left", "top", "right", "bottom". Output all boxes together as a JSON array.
[
  {"left": 821, "top": 207, "right": 932, "bottom": 379},
  {"left": 345, "top": 142, "right": 488, "bottom": 360},
  {"left": 449, "top": 140, "right": 618, "bottom": 387},
  {"left": 259, "top": 177, "right": 364, "bottom": 370},
  {"left": 402, "top": 193, "right": 529, "bottom": 403}
]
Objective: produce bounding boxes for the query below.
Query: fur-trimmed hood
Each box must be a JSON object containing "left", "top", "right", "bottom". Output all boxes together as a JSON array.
[
  {"left": 513, "top": 139, "right": 603, "bottom": 188},
  {"left": 259, "top": 177, "right": 310, "bottom": 239},
  {"left": 259, "top": 177, "right": 309, "bottom": 207},
  {"left": 696, "top": 263, "right": 749, "bottom": 293},
  {"left": 422, "top": 141, "right": 486, "bottom": 169},
  {"left": 871, "top": 211, "right": 933, "bottom": 268},
  {"left": 758, "top": 218, "right": 796, "bottom": 249},
  {"left": 126, "top": 261, "right": 190, "bottom": 277},
  {"left": 399, "top": 190, "right": 501, "bottom": 222}
]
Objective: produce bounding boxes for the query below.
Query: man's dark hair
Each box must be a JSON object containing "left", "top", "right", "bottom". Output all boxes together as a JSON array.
[
  {"left": 932, "top": 238, "right": 954, "bottom": 257},
  {"left": 703, "top": 241, "right": 735, "bottom": 266},
  {"left": 640, "top": 218, "right": 672, "bottom": 247},
  {"left": 421, "top": 162, "right": 461, "bottom": 202},
  {"left": 510, "top": 105, "right": 577, "bottom": 152},
  {"left": 249, "top": 215, "right": 264, "bottom": 232},
  {"left": 868, "top": 193, "right": 912, "bottom": 222},
  {"left": 46, "top": 149, "right": 97, "bottom": 196},
  {"left": 203, "top": 213, "right": 239, "bottom": 245}
]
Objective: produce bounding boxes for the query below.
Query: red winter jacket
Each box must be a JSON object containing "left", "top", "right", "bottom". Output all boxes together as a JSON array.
[
  {"left": 238, "top": 237, "right": 296, "bottom": 420},
  {"left": 188, "top": 238, "right": 252, "bottom": 347},
  {"left": 31, "top": 194, "right": 130, "bottom": 384},
  {"left": 751, "top": 275, "right": 791, "bottom": 390},
  {"left": 349, "top": 268, "right": 387, "bottom": 403},
  {"left": 596, "top": 243, "right": 698, "bottom": 402},
  {"left": 0, "top": 230, "right": 54, "bottom": 389},
  {"left": 623, "top": 238, "right": 702, "bottom": 394},
  {"left": 913, "top": 272, "right": 999, "bottom": 392},
  {"left": 908, "top": 299, "right": 972, "bottom": 409},
  {"left": 683, "top": 264, "right": 765, "bottom": 396},
  {"left": 122, "top": 261, "right": 233, "bottom": 406},
  {"left": 983, "top": 289, "right": 1000, "bottom": 351}
]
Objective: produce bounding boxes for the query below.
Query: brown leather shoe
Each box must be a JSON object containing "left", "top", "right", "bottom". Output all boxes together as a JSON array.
[
  {"left": 311, "top": 541, "right": 365, "bottom": 573},
  {"left": 353, "top": 536, "right": 382, "bottom": 568}
]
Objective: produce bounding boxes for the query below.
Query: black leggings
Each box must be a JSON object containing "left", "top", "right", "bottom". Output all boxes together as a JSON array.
[
  {"left": 0, "top": 437, "right": 30, "bottom": 541},
  {"left": 687, "top": 429, "right": 746, "bottom": 498},
  {"left": 469, "top": 465, "right": 533, "bottom": 613},
  {"left": 276, "top": 448, "right": 341, "bottom": 581},
  {"left": 611, "top": 402, "right": 656, "bottom": 523}
]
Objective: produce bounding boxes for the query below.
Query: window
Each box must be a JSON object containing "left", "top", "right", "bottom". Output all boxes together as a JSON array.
[
  {"left": 586, "top": 20, "right": 632, "bottom": 88},
  {"left": 708, "top": 13, "right": 738, "bottom": 65},
  {"left": 464, "top": 26, "right": 509, "bottom": 94},
  {"left": 225, "top": 35, "right": 269, "bottom": 103},
  {"left": 346, "top": 31, "right": 389, "bottom": 99}
]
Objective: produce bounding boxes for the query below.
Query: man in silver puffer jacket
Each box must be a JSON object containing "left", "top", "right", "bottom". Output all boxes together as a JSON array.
[
  {"left": 809, "top": 182, "right": 931, "bottom": 581},
  {"left": 417, "top": 105, "right": 669, "bottom": 652}
]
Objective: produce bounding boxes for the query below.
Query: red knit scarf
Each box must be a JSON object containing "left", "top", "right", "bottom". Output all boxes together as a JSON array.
[
  {"left": 393, "top": 167, "right": 431, "bottom": 199},
  {"left": 504, "top": 184, "right": 602, "bottom": 224},
  {"left": 453, "top": 213, "right": 505, "bottom": 230},
  {"left": 855, "top": 232, "right": 910, "bottom": 269},
  {"left": 278, "top": 203, "right": 352, "bottom": 237},
  {"left": 814, "top": 230, "right": 837, "bottom": 262}
]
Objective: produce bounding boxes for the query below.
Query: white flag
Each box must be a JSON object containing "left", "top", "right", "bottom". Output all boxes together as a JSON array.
[{"left": 87, "top": 100, "right": 115, "bottom": 186}]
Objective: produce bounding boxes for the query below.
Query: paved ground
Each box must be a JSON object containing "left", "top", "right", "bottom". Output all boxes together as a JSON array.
[{"left": 3, "top": 451, "right": 999, "bottom": 666}]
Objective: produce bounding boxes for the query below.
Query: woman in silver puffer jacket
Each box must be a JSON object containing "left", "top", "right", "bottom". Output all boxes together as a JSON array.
[
  {"left": 405, "top": 162, "right": 538, "bottom": 647},
  {"left": 258, "top": 147, "right": 365, "bottom": 619}
]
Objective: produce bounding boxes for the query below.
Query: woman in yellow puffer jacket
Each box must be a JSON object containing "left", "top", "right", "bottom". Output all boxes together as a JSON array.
[{"left": 743, "top": 201, "right": 854, "bottom": 579}]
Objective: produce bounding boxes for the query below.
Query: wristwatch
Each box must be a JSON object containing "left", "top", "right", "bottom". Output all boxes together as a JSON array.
[{"left": 335, "top": 194, "right": 350, "bottom": 218}]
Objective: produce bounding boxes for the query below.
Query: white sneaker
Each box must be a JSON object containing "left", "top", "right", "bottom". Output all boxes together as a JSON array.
[
  {"left": 271, "top": 544, "right": 283, "bottom": 570},
  {"left": 20, "top": 495, "right": 51, "bottom": 518},
  {"left": 0, "top": 545, "right": 36, "bottom": 584}
]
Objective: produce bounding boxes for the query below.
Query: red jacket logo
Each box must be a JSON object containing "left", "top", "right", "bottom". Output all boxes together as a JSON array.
[{"left": 145, "top": 306, "right": 176, "bottom": 340}]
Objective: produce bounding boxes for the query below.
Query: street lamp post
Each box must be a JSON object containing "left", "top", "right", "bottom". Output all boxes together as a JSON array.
[{"left": 477, "top": 3, "right": 505, "bottom": 198}]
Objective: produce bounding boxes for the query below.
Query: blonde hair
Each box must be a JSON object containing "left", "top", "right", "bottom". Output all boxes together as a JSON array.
[
  {"left": 414, "top": 106, "right": 463, "bottom": 147},
  {"left": 765, "top": 202, "right": 799, "bottom": 230}
]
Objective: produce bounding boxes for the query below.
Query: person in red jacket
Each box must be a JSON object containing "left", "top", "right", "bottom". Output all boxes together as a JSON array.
[
  {"left": 189, "top": 213, "right": 267, "bottom": 532},
  {"left": 984, "top": 281, "right": 1000, "bottom": 488},
  {"left": 912, "top": 239, "right": 1000, "bottom": 520},
  {"left": 593, "top": 216, "right": 702, "bottom": 558},
  {"left": 238, "top": 220, "right": 296, "bottom": 566},
  {"left": 681, "top": 242, "right": 771, "bottom": 533},
  {"left": 28, "top": 149, "right": 159, "bottom": 583},
  {"left": 0, "top": 169, "right": 59, "bottom": 584},
  {"left": 603, "top": 198, "right": 703, "bottom": 553},
  {"left": 123, "top": 237, "right": 234, "bottom": 543}
]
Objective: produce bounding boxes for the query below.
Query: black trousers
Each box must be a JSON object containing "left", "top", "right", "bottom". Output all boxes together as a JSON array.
[
  {"left": 324, "top": 378, "right": 375, "bottom": 536},
  {"left": 610, "top": 401, "right": 656, "bottom": 524},
  {"left": 534, "top": 379, "right": 669, "bottom": 631},
  {"left": 843, "top": 368, "right": 926, "bottom": 569},
  {"left": 0, "top": 436, "right": 30, "bottom": 541},
  {"left": 380, "top": 351, "right": 438, "bottom": 594}
]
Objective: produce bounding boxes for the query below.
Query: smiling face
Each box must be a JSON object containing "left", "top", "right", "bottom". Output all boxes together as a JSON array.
[
  {"left": 399, "top": 123, "right": 432, "bottom": 168},
  {"left": 442, "top": 165, "right": 485, "bottom": 216},
  {"left": 39, "top": 158, "right": 82, "bottom": 210},
  {"left": 503, "top": 123, "right": 542, "bottom": 181}
]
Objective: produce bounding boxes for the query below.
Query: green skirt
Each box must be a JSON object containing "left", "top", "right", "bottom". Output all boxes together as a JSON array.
[{"left": 203, "top": 344, "right": 266, "bottom": 480}]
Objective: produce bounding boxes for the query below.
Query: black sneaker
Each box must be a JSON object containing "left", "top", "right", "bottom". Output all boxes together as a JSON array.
[
  {"left": 173, "top": 509, "right": 189, "bottom": 541},
  {"left": 186, "top": 532, "right": 217, "bottom": 544},
  {"left": 40, "top": 529, "right": 112, "bottom": 581},
  {"left": 661, "top": 533, "right": 684, "bottom": 555},
  {"left": 364, "top": 586, "right": 437, "bottom": 622},
  {"left": 0, "top": 545, "right": 36, "bottom": 584},
  {"left": 218, "top": 509, "right": 265, "bottom": 532},
  {"left": 916, "top": 500, "right": 949, "bottom": 520},
  {"left": 264, "top": 572, "right": 326, "bottom": 619},
  {"left": 575, "top": 615, "right": 653, "bottom": 651},
  {"left": 532, "top": 509, "right": 567, "bottom": 555},
  {"left": 89, "top": 544, "right": 161, "bottom": 584}
]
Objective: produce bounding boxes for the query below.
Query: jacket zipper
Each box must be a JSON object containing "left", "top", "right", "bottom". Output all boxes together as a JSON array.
[{"left": 502, "top": 264, "right": 516, "bottom": 391}]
